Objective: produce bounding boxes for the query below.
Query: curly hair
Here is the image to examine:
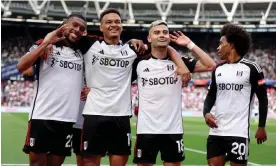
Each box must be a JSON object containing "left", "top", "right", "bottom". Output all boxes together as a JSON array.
[{"left": 221, "top": 23, "right": 251, "bottom": 57}]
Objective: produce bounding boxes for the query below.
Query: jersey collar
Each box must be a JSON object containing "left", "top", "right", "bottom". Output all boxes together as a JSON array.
[
  {"left": 150, "top": 53, "right": 170, "bottom": 60},
  {"left": 103, "top": 40, "right": 122, "bottom": 46},
  {"left": 228, "top": 57, "right": 243, "bottom": 64}
]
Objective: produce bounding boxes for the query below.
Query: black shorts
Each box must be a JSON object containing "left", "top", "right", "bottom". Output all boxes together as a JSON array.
[
  {"left": 72, "top": 128, "right": 82, "bottom": 155},
  {"left": 133, "top": 134, "right": 185, "bottom": 164},
  {"left": 207, "top": 135, "right": 249, "bottom": 164},
  {"left": 80, "top": 115, "right": 131, "bottom": 156},
  {"left": 23, "top": 119, "right": 74, "bottom": 156}
]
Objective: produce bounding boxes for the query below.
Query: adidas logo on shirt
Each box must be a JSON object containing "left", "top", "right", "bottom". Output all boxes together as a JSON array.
[
  {"left": 99, "top": 50, "right": 104, "bottom": 54},
  {"left": 143, "top": 68, "right": 150, "bottom": 72}
]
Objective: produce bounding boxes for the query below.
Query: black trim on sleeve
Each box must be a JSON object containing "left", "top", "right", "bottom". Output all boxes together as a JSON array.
[
  {"left": 248, "top": 63, "right": 268, "bottom": 127},
  {"left": 131, "top": 54, "right": 151, "bottom": 82},
  {"left": 30, "top": 57, "right": 41, "bottom": 120},
  {"left": 131, "top": 58, "right": 140, "bottom": 83},
  {"left": 181, "top": 56, "right": 198, "bottom": 73},
  {"left": 203, "top": 68, "right": 217, "bottom": 117}
]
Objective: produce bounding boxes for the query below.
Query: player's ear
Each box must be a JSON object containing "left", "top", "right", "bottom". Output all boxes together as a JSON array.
[
  {"left": 100, "top": 23, "right": 103, "bottom": 32},
  {"left": 100, "top": 26, "right": 103, "bottom": 32},
  {"left": 83, "top": 30, "right": 87, "bottom": 36},
  {"left": 147, "top": 35, "right": 151, "bottom": 43},
  {"left": 229, "top": 43, "right": 235, "bottom": 50}
]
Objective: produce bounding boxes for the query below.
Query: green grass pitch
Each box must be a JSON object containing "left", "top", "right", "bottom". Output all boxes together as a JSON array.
[{"left": 1, "top": 113, "right": 276, "bottom": 165}]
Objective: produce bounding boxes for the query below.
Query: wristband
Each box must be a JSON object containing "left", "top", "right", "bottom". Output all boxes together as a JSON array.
[{"left": 187, "top": 41, "right": 195, "bottom": 50}]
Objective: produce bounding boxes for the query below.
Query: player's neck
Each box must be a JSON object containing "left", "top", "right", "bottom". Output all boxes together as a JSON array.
[
  {"left": 104, "top": 36, "right": 120, "bottom": 45},
  {"left": 151, "top": 47, "right": 168, "bottom": 59},
  {"left": 61, "top": 39, "right": 72, "bottom": 48},
  {"left": 227, "top": 51, "right": 242, "bottom": 63}
]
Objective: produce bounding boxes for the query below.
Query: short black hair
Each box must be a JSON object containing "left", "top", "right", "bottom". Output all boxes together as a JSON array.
[
  {"left": 221, "top": 23, "right": 251, "bottom": 57},
  {"left": 100, "top": 8, "right": 121, "bottom": 22},
  {"left": 57, "top": 14, "right": 86, "bottom": 28},
  {"left": 66, "top": 13, "right": 87, "bottom": 22}
]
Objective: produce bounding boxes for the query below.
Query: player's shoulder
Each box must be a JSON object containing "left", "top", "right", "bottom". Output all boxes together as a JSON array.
[
  {"left": 122, "top": 42, "right": 142, "bottom": 56},
  {"left": 35, "top": 39, "right": 44, "bottom": 45},
  {"left": 240, "top": 58, "right": 262, "bottom": 73},
  {"left": 213, "top": 60, "right": 227, "bottom": 71},
  {"left": 28, "top": 39, "right": 43, "bottom": 52},
  {"left": 136, "top": 54, "right": 151, "bottom": 66},
  {"left": 122, "top": 42, "right": 136, "bottom": 52}
]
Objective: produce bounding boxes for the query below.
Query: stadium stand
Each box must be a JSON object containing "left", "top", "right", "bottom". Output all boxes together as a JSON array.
[{"left": 1, "top": 0, "right": 276, "bottom": 113}]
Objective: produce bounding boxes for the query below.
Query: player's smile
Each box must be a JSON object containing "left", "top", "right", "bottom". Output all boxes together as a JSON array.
[{"left": 158, "top": 39, "right": 168, "bottom": 42}]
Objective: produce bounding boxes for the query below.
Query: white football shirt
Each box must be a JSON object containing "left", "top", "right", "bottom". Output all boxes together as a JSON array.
[
  {"left": 29, "top": 44, "right": 84, "bottom": 122},
  {"left": 135, "top": 55, "right": 197, "bottom": 134},
  {"left": 209, "top": 58, "right": 266, "bottom": 138},
  {"left": 80, "top": 37, "right": 137, "bottom": 116}
]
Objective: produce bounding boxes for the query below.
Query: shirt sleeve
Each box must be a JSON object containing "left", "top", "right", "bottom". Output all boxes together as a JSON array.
[
  {"left": 131, "top": 58, "right": 140, "bottom": 83},
  {"left": 24, "top": 40, "right": 44, "bottom": 80},
  {"left": 181, "top": 54, "right": 198, "bottom": 73},
  {"left": 250, "top": 65, "right": 268, "bottom": 127},
  {"left": 203, "top": 68, "right": 217, "bottom": 116}
]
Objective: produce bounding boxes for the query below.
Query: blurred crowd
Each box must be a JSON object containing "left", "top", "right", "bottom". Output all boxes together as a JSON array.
[
  {"left": 2, "top": 35, "right": 276, "bottom": 79},
  {"left": 1, "top": 36, "right": 33, "bottom": 66},
  {"left": 1, "top": 80, "right": 35, "bottom": 107},
  {"left": 1, "top": 30, "right": 276, "bottom": 110}
]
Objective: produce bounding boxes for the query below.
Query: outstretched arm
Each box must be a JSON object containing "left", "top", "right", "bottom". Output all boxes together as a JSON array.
[{"left": 170, "top": 31, "right": 216, "bottom": 72}]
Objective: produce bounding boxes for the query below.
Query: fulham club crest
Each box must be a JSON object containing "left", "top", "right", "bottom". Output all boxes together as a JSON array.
[
  {"left": 137, "top": 149, "right": 142, "bottom": 158},
  {"left": 236, "top": 71, "right": 243, "bottom": 76},
  {"left": 30, "top": 138, "right": 35, "bottom": 147}
]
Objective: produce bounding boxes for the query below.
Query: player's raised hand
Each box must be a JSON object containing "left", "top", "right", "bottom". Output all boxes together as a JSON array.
[
  {"left": 80, "top": 87, "right": 91, "bottom": 101},
  {"left": 43, "top": 24, "right": 70, "bottom": 45},
  {"left": 255, "top": 127, "right": 267, "bottom": 144},
  {"left": 130, "top": 39, "right": 146, "bottom": 55},
  {"left": 175, "top": 67, "right": 191, "bottom": 87},
  {"left": 170, "top": 31, "right": 192, "bottom": 47},
  {"left": 40, "top": 24, "right": 70, "bottom": 60},
  {"left": 204, "top": 113, "right": 218, "bottom": 128}
]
